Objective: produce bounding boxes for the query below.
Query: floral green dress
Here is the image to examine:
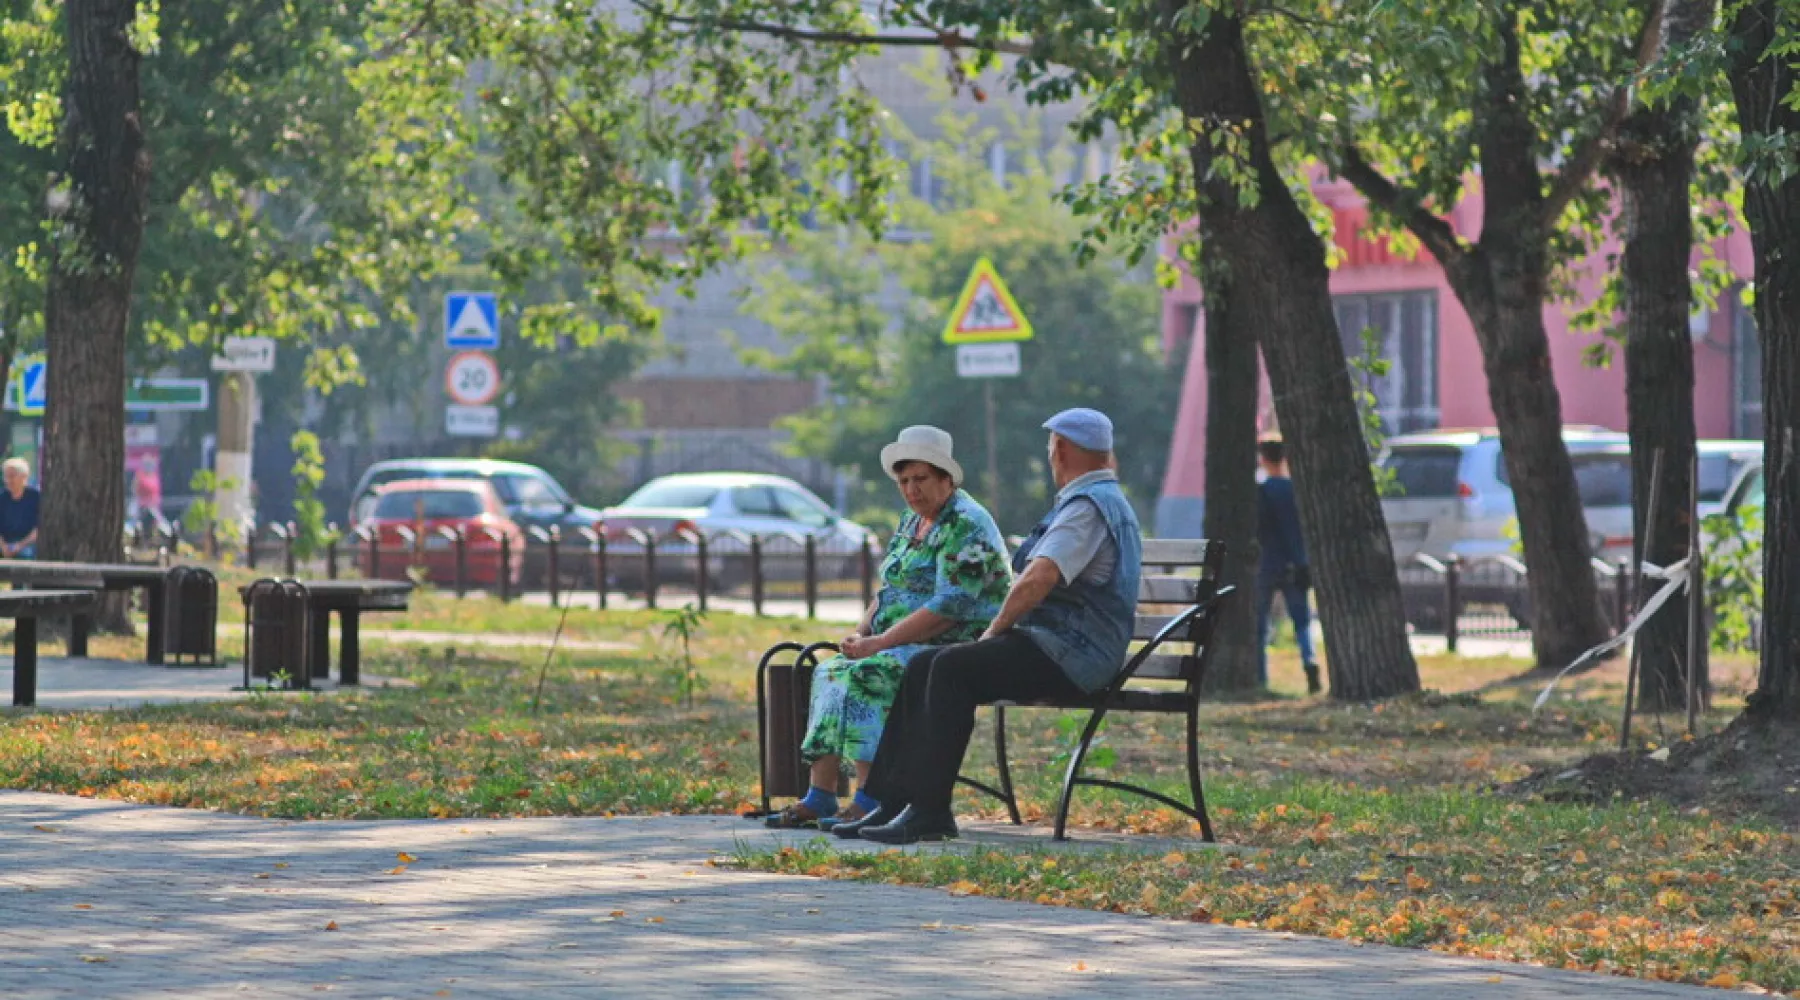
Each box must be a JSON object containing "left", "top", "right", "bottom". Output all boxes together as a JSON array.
[{"left": 800, "top": 489, "right": 1012, "bottom": 764}]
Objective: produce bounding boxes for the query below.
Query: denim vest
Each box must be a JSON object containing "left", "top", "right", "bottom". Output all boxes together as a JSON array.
[{"left": 1013, "top": 475, "right": 1142, "bottom": 692}]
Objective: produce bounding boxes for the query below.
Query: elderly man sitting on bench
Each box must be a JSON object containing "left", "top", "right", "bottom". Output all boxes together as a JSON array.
[{"left": 836, "top": 407, "right": 1144, "bottom": 845}]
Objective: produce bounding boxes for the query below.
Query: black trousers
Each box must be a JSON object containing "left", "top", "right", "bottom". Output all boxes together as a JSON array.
[{"left": 863, "top": 633, "right": 1084, "bottom": 815}]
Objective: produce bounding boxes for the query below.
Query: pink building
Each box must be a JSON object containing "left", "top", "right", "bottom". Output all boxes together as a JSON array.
[{"left": 1153, "top": 181, "right": 1764, "bottom": 538}]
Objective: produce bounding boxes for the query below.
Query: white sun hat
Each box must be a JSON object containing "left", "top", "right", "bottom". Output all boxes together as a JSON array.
[{"left": 879, "top": 425, "right": 963, "bottom": 488}]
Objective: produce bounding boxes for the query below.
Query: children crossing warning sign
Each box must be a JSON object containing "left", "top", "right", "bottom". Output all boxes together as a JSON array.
[{"left": 941, "top": 257, "right": 1033, "bottom": 344}]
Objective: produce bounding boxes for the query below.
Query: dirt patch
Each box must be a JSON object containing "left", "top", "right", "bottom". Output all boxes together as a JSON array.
[{"left": 1512, "top": 714, "right": 1800, "bottom": 825}]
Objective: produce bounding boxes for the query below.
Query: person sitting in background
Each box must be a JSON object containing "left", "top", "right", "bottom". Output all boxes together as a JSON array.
[
  {"left": 764, "top": 425, "right": 1012, "bottom": 829},
  {"left": 0, "top": 458, "right": 40, "bottom": 559},
  {"left": 1256, "top": 437, "right": 1319, "bottom": 694}
]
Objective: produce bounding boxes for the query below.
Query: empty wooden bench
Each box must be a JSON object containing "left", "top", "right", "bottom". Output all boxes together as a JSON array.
[
  {"left": 240, "top": 579, "right": 413, "bottom": 688},
  {"left": 4, "top": 589, "right": 100, "bottom": 707},
  {"left": 753, "top": 538, "right": 1233, "bottom": 841}
]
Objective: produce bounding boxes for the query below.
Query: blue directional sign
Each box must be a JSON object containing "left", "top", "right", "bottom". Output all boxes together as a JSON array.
[
  {"left": 444, "top": 292, "right": 500, "bottom": 350},
  {"left": 17, "top": 358, "right": 45, "bottom": 417}
]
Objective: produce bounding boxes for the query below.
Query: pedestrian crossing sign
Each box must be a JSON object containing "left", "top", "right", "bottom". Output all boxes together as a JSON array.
[
  {"left": 942, "top": 257, "right": 1033, "bottom": 344},
  {"left": 5, "top": 354, "right": 46, "bottom": 417}
]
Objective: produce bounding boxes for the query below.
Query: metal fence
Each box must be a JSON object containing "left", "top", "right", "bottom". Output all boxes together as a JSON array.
[
  {"left": 123, "top": 520, "right": 881, "bottom": 619},
  {"left": 1396, "top": 552, "right": 1633, "bottom": 651}
]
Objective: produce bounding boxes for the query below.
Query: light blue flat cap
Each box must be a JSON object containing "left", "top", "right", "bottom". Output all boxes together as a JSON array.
[{"left": 1043, "top": 407, "right": 1114, "bottom": 452}]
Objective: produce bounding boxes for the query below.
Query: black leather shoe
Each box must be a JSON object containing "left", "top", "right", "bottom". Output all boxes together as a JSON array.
[
  {"left": 831, "top": 803, "right": 901, "bottom": 839},
  {"left": 1303, "top": 662, "right": 1323, "bottom": 695},
  {"left": 857, "top": 805, "right": 958, "bottom": 845}
]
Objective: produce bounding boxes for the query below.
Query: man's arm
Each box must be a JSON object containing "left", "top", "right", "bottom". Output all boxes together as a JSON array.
[{"left": 979, "top": 556, "right": 1062, "bottom": 640}]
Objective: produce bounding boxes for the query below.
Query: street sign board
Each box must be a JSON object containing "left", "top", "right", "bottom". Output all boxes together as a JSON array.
[
  {"left": 955, "top": 342, "right": 1021, "bottom": 379},
  {"left": 445, "top": 404, "right": 499, "bottom": 437},
  {"left": 942, "top": 257, "right": 1033, "bottom": 344},
  {"left": 445, "top": 291, "right": 500, "bottom": 350},
  {"left": 16, "top": 356, "right": 46, "bottom": 416},
  {"left": 445, "top": 351, "right": 501, "bottom": 406},
  {"left": 126, "top": 378, "right": 209, "bottom": 412},
  {"left": 210, "top": 336, "right": 276, "bottom": 373}
]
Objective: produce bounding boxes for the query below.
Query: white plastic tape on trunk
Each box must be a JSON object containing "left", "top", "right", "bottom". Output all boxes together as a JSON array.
[{"left": 1532, "top": 557, "right": 1691, "bottom": 713}]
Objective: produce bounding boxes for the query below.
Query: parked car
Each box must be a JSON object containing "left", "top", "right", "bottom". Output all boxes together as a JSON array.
[
  {"left": 1381, "top": 428, "right": 1763, "bottom": 629},
  {"left": 359, "top": 479, "right": 524, "bottom": 588},
  {"left": 349, "top": 458, "right": 603, "bottom": 536},
  {"left": 1574, "top": 439, "right": 1762, "bottom": 563},
  {"left": 1378, "top": 426, "right": 1630, "bottom": 564},
  {"left": 1379, "top": 429, "right": 1761, "bottom": 563},
  {"left": 599, "top": 472, "right": 873, "bottom": 590}
]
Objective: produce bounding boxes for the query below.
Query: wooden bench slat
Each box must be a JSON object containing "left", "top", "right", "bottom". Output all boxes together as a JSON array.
[
  {"left": 1132, "top": 653, "right": 1196, "bottom": 681},
  {"left": 1139, "top": 576, "right": 1204, "bottom": 603},
  {"left": 1133, "top": 613, "right": 1203, "bottom": 640},
  {"left": 1141, "top": 538, "right": 1212, "bottom": 565},
  {"left": 0, "top": 589, "right": 99, "bottom": 613}
]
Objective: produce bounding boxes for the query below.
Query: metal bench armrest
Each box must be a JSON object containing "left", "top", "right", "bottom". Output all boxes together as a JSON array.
[{"left": 1106, "top": 584, "right": 1237, "bottom": 694}]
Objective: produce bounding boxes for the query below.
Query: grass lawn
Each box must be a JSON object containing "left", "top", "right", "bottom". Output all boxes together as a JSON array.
[{"left": 3, "top": 594, "right": 1796, "bottom": 992}]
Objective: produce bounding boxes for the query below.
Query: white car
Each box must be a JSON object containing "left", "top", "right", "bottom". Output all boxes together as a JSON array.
[{"left": 600, "top": 473, "right": 873, "bottom": 590}]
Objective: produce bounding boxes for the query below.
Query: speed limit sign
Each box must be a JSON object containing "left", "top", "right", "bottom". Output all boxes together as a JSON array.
[{"left": 445, "top": 351, "right": 500, "bottom": 406}]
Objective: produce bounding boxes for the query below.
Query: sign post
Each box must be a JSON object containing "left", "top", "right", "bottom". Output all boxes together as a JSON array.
[
  {"left": 942, "top": 257, "right": 1033, "bottom": 510},
  {"left": 208, "top": 337, "right": 277, "bottom": 530}
]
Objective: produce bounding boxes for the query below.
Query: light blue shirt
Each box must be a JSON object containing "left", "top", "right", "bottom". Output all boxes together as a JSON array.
[{"left": 1031, "top": 469, "right": 1119, "bottom": 586}]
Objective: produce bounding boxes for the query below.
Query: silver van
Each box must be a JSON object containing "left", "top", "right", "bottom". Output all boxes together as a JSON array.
[{"left": 1380, "top": 429, "right": 1762, "bottom": 563}]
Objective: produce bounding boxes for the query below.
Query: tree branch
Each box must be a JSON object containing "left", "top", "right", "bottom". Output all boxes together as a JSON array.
[
  {"left": 1540, "top": 0, "right": 1667, "bottom": 225},
  {"left": 627, "top": 0, "right": 1035, "bottom": 57},
  {"left": 1337, "top": 143, "right": 1467, "bottom": 267}
]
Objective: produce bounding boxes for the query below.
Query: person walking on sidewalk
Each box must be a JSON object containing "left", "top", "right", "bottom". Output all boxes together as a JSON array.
[
  {"left": 834, "top": 408, "right": 1143, "bottom": 845},
  {"left": 1257, "top": 437, "right": 1320, "bottom": 693}
]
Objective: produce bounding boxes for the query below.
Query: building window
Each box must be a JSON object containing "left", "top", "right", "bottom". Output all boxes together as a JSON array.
[
  {"left": 1332, "top": 291, "right": 1440, "bottom": 434},
  {"left": 1734, "top": 294, "right": 1763, "bottom": 438}
]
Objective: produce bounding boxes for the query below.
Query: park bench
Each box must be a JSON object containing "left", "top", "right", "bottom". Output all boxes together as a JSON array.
[
  {"left": 239, "top": 579, "right": 413, "bottom": 689},
  {"left": 4, "top": 589, "right": 100, "bottom": 707},
  {"left": 0, "top": 559, "right": 217, "bottom": 665},
  {"left": 754, "top": 538, "right": 1233, "bottom": 842}
]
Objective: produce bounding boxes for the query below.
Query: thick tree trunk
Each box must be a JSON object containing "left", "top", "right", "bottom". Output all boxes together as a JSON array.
[
  {"left": 1165, "top": 6, "right": 1419, "bottom": 701},
  {"left": 1608, "top": 0, "right": 1712, "bottom": 713},
  {"left": 1346, "top": 10, "right": 1611, "bottom": 671},
  {"left": 42, "top": 0, "right": 150, "bottom": 633},
  {"left": 1464, "top": 14, "right": 1610, "bottom": 672},
  {"left": 1196, "top": 237, "right": 1264, "bottom": 694},
  {"left": 1727, "top": 0, "right": 1800, "bottom": 720}
]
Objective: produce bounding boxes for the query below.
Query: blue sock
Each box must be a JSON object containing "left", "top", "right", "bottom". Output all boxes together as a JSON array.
[
  {"left": 799, "top": 786, "right": 839, "bottom": 817},
  {"left": 852, "top": 789, "right": 880, "bottom": 813}
]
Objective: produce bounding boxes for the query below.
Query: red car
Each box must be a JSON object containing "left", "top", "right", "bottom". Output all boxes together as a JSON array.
[{"left": 359, "top": 479, "right": 524, "bottom": 588}]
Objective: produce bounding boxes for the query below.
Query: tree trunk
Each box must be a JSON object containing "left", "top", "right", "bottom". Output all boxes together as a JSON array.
[
  {"left": 41, "top": 0, "right": 150, "bottom": 634},
  {"left": 1608, "top": 0, "right": 1712, "bottom": 713},
  {"left": 1344, "top": 9, "right": 1612, "bottom": 672},
  {"left": 1726, "top": 0, "right": 1800, "bottom": 720},
  {"left": 1165, "top": 5, "right": 1419, "bottom": 701},
  {"left": 1196, "top": 237, "right": 1264, "bottom": 694}
]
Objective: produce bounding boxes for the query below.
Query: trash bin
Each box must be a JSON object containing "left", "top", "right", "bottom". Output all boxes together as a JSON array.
[
  {"left": 243, "top": 578, "right": 311, "bottom": 689},
  {"left": 163, "top": 566, "right": 219, "bottom": 666}
]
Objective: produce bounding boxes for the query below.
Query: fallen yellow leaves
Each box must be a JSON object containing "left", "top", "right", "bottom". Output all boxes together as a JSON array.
[
  {"left": 323, "top": 921, "right": 339, "bottom": 931},
  {"left": 397, "top": 852, "right": 418, "bottom": 863}
]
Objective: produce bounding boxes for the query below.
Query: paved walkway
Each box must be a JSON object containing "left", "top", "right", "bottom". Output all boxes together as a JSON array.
[
  {"left": 0, "top": 792, "right": 1716, "bottom": 998},
  {"left": 0, "top": 658, "right": 411, "bottom": 710}
]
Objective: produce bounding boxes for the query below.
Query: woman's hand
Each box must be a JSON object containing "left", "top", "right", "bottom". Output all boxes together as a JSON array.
[{"left": 840, "top": 634, "right": 885, "bottom": 659}]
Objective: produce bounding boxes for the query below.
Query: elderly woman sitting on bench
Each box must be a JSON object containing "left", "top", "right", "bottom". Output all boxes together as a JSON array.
[{"left": 766, "top": 425, "right": 1012, "bottom": 829}]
